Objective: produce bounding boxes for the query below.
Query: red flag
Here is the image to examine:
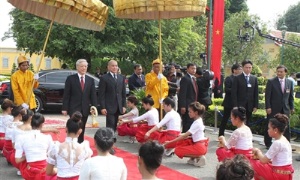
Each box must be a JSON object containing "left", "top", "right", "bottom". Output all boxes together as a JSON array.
[{"left": 211, "top": 0, "right": 224, "bottom": 85}]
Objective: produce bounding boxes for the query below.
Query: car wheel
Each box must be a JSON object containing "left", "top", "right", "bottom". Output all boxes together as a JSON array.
[{"left": 35, "top": 96, "right": 43, "bottom": 112}]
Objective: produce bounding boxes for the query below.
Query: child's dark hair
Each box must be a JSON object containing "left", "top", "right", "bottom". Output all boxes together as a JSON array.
[
  {"left": 127, "top": 96, "right": 138, "bottom": 105},
  {"left": 139, "top": 141, "right": 164, "bottom": 174},
  {"left": 1, "top": 98, "right": 15, "bottom": 111},
  {"left": 94, "top": 127, "right": 115, "bottom": 152},
  {"left": 20, "top": 109, "right": 34, "bottom": 122},
  {"left": 231, "top": 107, "right": 247, "bottom": 122},
  {"left": 66, "top": 116, "right": 83, "bottom": 134},
  {"left": 11, "top": 106, "right": 23, "bottom": 117},
  {"left": 188, "top": 102, "right": 205, "bottom": 116},
  {"left": 216, "top": 154, "right": 254, "bottom": 180},
  {"left": 269, "top": 113, "right": 289, "bottom": 133},
  {"left": 31, "top": 113, "right": 45, "bottom": 129},
  {"left": 163, "top": 97, "right": 175, "bottom": 108},
  {"left": 71, "top": 111, "right": 82, "bottom": 122},
  {"left": 142, "top": 95, "right": 154, "bottom": 106}
]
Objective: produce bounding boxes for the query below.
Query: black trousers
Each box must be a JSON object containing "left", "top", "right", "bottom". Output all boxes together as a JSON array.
[
  {"left": 181, "top": 112, "right": 194, "bottom": 133},
  {"left": 78, "top": 115, "right": 88, "bottom": 143},
  {"left": 245, "top": 109, "right": 253, "bottom": 127},
  {"left": 106, "top": 109, "right": 121, "bottom": 132},
  {"left": 219, "top": 107, "right": 232, "bottom": 136}
]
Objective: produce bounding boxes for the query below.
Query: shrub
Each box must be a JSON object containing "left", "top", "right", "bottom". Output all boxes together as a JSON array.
[
  {"left": 258, "top": 85, "right": 266, "bottom": 94},
  {"left": 131, "top": 88, "right": 146, "bottom": 115}
]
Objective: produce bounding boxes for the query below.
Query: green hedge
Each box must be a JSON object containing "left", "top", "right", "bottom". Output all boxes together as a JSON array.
[{"left": 258, "top": 85, "right": 266, "bottom": 94}]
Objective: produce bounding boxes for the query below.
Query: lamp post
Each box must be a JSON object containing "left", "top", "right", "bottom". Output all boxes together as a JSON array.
[{"left": 280, "top": 21, "right": 288, "bottom": 65}]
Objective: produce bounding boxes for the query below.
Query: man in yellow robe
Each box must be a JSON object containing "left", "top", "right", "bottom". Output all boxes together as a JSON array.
[
  {"left": 11, "top": 55, "right": 39, "bottom": 110},
  {"left": 145, "top": 59, "right": 169, "bottom": 110}
]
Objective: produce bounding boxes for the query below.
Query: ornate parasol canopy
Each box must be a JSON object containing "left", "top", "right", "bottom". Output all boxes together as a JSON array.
[
  {"left": 8, "top": 0, "right": 109, "bottom": 31},
  {"left": 113, "top": 0, "right": 207, "bottom": 20},
  {"left": 113, "top": 0, "right": 207, "bottom": 119},
  {"left": 7, "top": 0, "right": 109, "bottom": 104}
]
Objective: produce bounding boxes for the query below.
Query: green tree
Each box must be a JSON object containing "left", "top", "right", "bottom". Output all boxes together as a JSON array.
[
  {"left": 225, "top": 0, "right": 248, "bottom": 20},
  {"left": 276, "top": 34, "right": 300, "bottom": 73},
  {"left": 11, "top": 63, "right": 17, "bottom": 74},
  {"left": 276, "top": 2, "right": 300, "bottom": 33},
  {"left": 223, "top": 11, "right": 267, "bottom": 66}
]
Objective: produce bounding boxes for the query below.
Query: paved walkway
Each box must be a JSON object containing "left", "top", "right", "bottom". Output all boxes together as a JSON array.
[{"left": 1, "top": 114, "right": 299, "bottom": 180}]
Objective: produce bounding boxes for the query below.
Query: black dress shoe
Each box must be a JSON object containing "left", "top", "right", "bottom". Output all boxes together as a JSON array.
[{"left": 296, "top": 156, "right": 300, "bottom": 161}]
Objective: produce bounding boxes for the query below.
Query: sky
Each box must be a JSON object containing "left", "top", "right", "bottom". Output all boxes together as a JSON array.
[{"left": 0, "top": 0, "right": 299, "bottom": 47}]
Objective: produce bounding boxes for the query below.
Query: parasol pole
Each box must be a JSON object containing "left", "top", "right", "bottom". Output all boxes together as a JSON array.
[
  {"left": 158, "top": 12, "right": 163, "bottom": 120},
  {"left": 27, "top": 8, "right": 58, "bottom": 105}
]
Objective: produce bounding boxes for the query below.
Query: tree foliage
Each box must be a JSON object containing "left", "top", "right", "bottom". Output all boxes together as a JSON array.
[
  {"left": 223, "top": 11, "right": 266, "bottom": 66},
  {"left": 276, "top": 2, "right": 300, "bottom": 33}
]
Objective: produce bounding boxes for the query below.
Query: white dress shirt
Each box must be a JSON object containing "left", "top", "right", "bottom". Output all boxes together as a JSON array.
[{"left": 0, "top": 115, "right": 13, "bottom": 133}]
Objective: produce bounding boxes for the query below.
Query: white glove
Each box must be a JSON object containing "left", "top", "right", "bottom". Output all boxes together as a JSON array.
[
  {"left": 21, "top": 103, "right": 29, "bottom": 109},
  {"left": 159, "top": 98, "right": 164, "bottom": 104},
  {"left": 34, "top": 73, "right": 39, "bottom": 80},
  {"left": 157, "top": 73, "right": 163, "bottom": 80}
]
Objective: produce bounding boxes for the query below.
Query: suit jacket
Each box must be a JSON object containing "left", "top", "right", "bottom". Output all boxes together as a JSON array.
[
  {"left": 178, "top": 74, "right": 197, "bottom": 110},
  {"left": 265, "top": 77, "right": 294, "bottom": 117},
  {"left": 222, "top": 75, "right": 234, "bottom": 108},
  {"left": 197, "top": 77, "right": 211, "bottom": 106},
  {"left": 98, "top": 73, "right": 126, "bottom": 114},
  {"left": 128, "top": 73, "right": 145, "bottom": 91},
  {"left": 62, "top": 74, "right": 97, "bottom": 117},
  {"left": 231, "top": 73, "right": 258, "bottom": 111}
]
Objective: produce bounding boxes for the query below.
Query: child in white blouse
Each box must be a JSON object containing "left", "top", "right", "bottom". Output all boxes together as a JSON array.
[
  {"left": 119, "top": 95, "right": 159, "bottom": 143},
  {"left": 216, "top": 107, "right": 253, "bottom": 161},
  {"left": 251, "top": 113, "right": 294, "bottom": 180},
  {"left": 46, "top": 111, "right": 93, "bottom": 180},
  {"left": 0, "top": 99, "right": 14, "bottom": 150},
  {"left": 164, "top": 102, "right": 209, "bottom": 167},
  {"left": 3, "top": 105, "right": 23, "bottom": 164},
  {"left": 15, "top": 113, "right": 53, "bottom": 180},
  {"left": 145, "top": 97, "right": 181, "bottom": 155},
  {"left": 79, "top": 127, "right": 127, "bottom": 180},
  {"left": 117, "top": 96, "right": 139, "bottom": 142}
]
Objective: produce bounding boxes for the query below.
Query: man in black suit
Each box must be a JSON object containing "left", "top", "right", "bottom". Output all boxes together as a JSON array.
[
  {"left": 99, "top": 60, "right": 126, "bottom": 132},
  {"left": 264, "top": 65, "right": 294, "bottom": 148},
  {"left": 128, "top": 64, "right": 145, "bottom": 93},
  {"left": 195, "top": 67, "right": 212, "bottom": 111},
  {"left": 178, "top": 63, "right": 197, "bottom": 133},
  {"left": 231, "top": 60, "right": 258, "bottom": 126},
  {"left": 62, "top": 59, "right": 97, "bottom": 143},
  {"left": 219, "top": 64, "right": 242, "bottom": 136}
]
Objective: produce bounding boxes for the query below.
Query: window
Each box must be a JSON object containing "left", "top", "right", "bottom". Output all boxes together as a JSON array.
[
  {"left": 46, "top": 58, "right": 51, "bottom": 69},
  {"left": 45, "top": 72, "right": 70, "bottom": 83},
  {"left": 2, "top": 57, "right": 9, "bottom": 68}
]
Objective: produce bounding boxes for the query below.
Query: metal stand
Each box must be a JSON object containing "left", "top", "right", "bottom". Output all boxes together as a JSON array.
[{"left": 211, "top": 106, "right": 219, "bottom": 135}]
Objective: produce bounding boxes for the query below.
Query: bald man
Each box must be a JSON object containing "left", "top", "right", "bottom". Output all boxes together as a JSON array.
[{"left": 98, "top": 60, "right": 127, "bottom": 132}]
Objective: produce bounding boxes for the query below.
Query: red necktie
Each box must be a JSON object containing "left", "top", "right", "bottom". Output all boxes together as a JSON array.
[{"left": 80, "top": 76, "right": 84, "bottom": 91}]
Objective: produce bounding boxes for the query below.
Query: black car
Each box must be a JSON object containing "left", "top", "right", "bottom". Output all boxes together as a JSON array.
[{"left": 0, "top": 70, "right": 129, "bottom": 112}]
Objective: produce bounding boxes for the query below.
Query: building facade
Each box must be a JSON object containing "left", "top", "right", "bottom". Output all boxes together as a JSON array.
[{"left": 0, "top": 47, "right": 62, "bottom": 74}]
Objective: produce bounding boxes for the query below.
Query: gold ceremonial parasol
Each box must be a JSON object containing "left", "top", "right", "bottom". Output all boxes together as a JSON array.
[
  {"left": 7, "top": 0, "right": 108, "bottom": 104},
  {"left": 113, "top": 0, "right": 207, "bottom": 118}
]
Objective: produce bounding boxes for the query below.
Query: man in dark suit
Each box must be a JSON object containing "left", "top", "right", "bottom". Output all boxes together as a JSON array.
[
  {"left": 231, "top": 60, "right": 258, "bottom": 126},
  {"left": 219, "top": 64, "right": 242, "bottom": 136},
  {"left": 128, "top": 64, "right": 145, "bottom": 93},
  {"left": 195, "top": 67, "right": 212, "bottom": 111},
  {"left": 62, "top": 59, "right": 97, "bottom": 143},
  {"left": 178, "top": 63, "right": 197, "bottom": 133},
  {"left": 99, "top": 60, "right": 126, "bottom": 132},
  {"left": 264, "top": 65, "right": 294, "bottom": 148}
]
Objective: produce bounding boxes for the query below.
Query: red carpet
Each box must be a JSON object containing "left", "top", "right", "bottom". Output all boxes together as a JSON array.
[{"left": 46, "top": 128, "right": 197, "bottom": 180}]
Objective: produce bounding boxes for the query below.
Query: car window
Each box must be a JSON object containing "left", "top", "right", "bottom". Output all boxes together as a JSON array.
[{"left": 45, "top": 72, "right": 70, "bottom": 83}]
